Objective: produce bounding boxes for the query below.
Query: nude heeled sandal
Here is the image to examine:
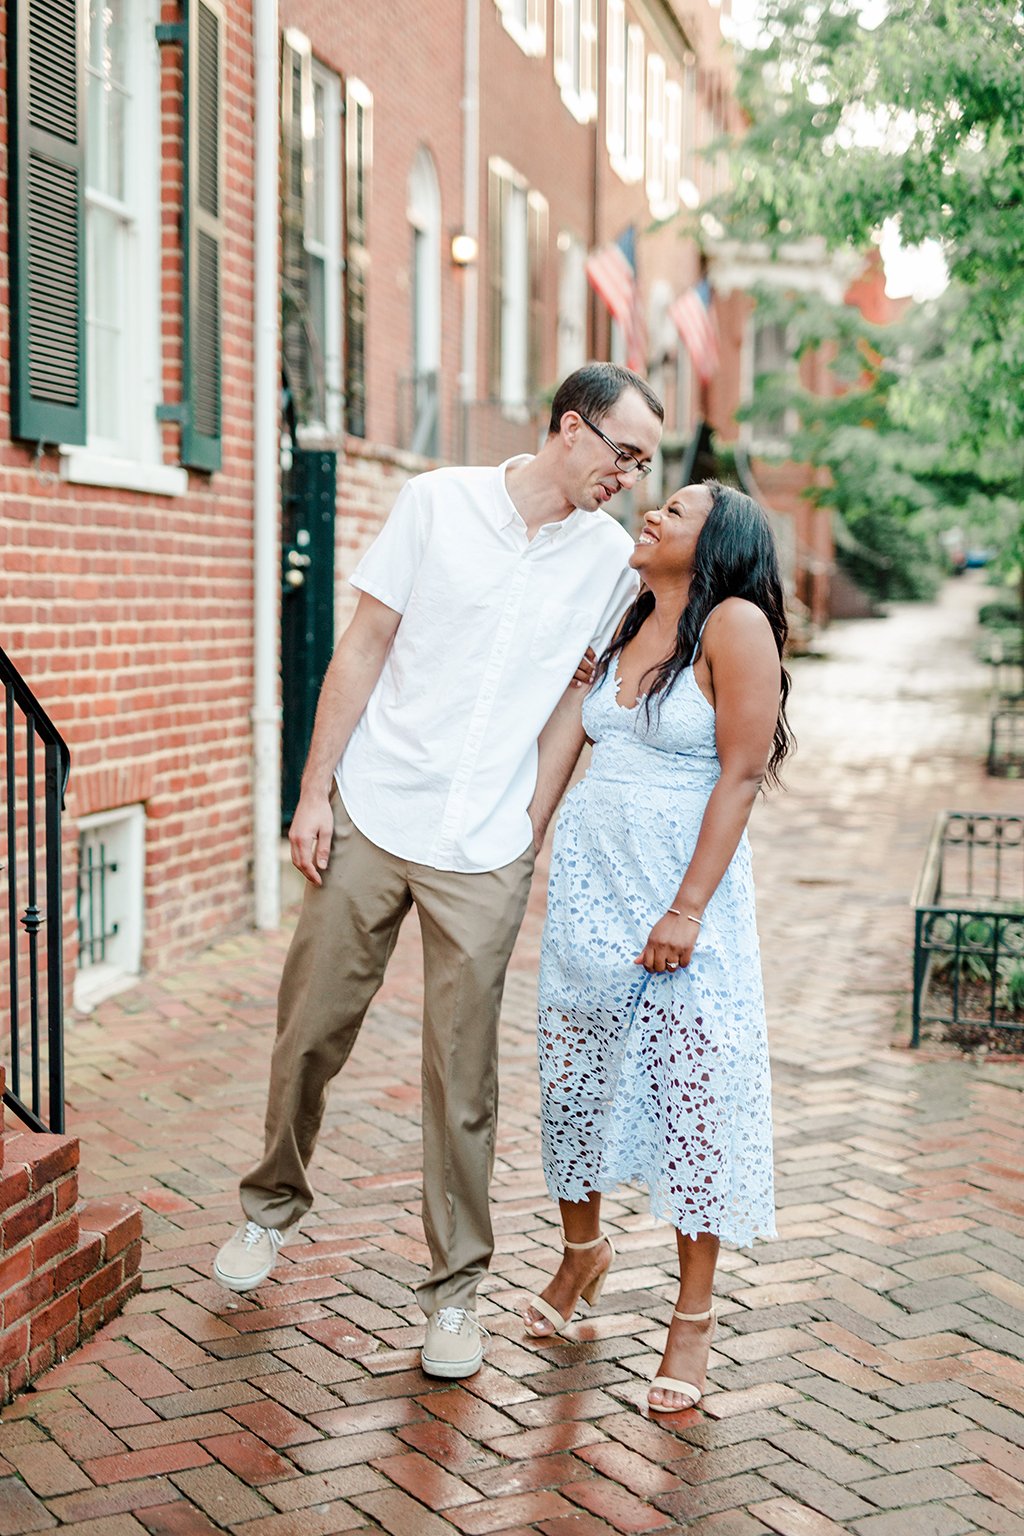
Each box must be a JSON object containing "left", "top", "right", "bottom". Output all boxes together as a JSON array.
[
  {"left": 522, "top": 1231, "right": 616, "bottom": 1337},
  {"left": 648, "top": 1305, "right": 716, "bottom": 1412}
]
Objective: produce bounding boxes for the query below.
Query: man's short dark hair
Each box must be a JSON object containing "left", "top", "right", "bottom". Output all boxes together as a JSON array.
[{"left": 548, "top": 363, "right": 665, "bottom": 436}]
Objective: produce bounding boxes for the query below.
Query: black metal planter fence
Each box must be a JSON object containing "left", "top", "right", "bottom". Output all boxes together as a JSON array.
[
  {"left": 912, "top": 811, "right": 1024, "bottom": 1049},
  {"left": 0, "top": 645, "right": 70, "bottom": 1132},
  {"left": 988, "top": 694, "right": 1024, "bottom": 779}
]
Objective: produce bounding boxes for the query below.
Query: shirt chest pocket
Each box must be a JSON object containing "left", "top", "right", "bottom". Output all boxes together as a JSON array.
[{"left": 529, "top": 605, "right": 592, "bottom": 669}]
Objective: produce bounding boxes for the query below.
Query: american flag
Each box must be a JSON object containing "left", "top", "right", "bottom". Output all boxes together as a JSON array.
[
  {"left": 670, "top": 278, "right": 719, "bottom": 384},
  {"left": 586, "top": 227, "right": 648, "bottom": 374}
]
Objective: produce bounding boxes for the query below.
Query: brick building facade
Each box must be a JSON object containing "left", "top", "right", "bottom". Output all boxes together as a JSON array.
[
  {"left": 1, "top": 0, "right": 851, "bottom": 1012},
  {"left": 1, "top": 0, "right": 259, "bottom": 1024}
]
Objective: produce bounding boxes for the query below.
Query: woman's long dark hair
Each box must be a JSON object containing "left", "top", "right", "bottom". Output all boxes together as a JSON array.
[{"left": 594, "top": 480, "right": 795, "bottom": 785}]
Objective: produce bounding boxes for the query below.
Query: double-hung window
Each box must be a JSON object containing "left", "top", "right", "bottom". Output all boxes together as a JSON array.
[
  {"left": 623, "top": 25, "right": 645, "bottom": 183},
  {"left": 9, "top": 0, "right": 224, "bottom": 484},
  {"left": 606, "top": 0, "right": 626, "bottom": 166},
  {"left": 495, "top": 0, "right": 546, "bottom": 56},
  {"left": 82, "top": 0, "right": 161, "bottom": 466},
  {"left": 345, "top": 79, "right": 373, "bottom": 439},
  {"left": 554, "top": 0, "right": 598, "bottom": 123},
  {"left": 282, "top": 34, "right": 343, "bottom": 437},
  {"left": 488, "top": 160, "right": 548, "bottom": 411}
]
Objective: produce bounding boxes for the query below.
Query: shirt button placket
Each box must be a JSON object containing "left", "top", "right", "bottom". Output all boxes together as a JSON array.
[{"left": 436, "top": 555, "right": 530, "bottom": 863}]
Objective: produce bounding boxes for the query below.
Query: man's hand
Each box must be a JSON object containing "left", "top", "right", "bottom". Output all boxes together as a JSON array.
[
  {"left": 572, "top": 646, "right": 597, "bottom": 688},
  {"left": 289, "top": 790, "right": 335, "bottom": 886}
]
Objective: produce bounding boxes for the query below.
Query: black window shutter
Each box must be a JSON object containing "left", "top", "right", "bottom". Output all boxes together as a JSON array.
[
  {"left": 182, "top": 0, "right": 225, "bottom": 471},
  {"left": 8, "top": 0, "right": 86, "bottom": 445}
]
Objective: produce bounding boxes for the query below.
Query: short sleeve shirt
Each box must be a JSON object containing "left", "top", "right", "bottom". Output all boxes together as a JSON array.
[{"left": 336, "top": 458, "right": 639, "bottom": 872}]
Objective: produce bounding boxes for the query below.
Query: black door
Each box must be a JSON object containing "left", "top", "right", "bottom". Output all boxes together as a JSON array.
[{"left": 281, "top": 448, "right": 336, "bottom": 828}]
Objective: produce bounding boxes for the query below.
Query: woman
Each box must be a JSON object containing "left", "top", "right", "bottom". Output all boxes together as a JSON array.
[{"left": 523, "top": 480, "right": 793, "bottom": 1415}]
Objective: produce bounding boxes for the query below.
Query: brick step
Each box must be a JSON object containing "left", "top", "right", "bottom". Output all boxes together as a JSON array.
[{"left": 0, "top": 1118, "right": 142, "bottom": 1402}]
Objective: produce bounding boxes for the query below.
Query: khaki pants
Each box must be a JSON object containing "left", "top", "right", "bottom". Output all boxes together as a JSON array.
[{"left": 240, "top": 792, "right": 535, "bottom": 1315}]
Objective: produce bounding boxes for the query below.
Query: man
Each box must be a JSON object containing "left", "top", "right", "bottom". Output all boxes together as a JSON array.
[{"left": 214, "top": 363, "right": 664, "bottom": 1378}]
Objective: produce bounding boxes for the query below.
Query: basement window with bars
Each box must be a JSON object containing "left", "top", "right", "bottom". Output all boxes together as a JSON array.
[{"left": 74, "top": 805, "right": 145, "bottom": 1013}]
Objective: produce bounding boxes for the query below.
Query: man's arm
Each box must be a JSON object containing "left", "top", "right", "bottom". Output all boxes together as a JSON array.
[
  {"left": 527, "top": 684, "right": 587, "bottom": 851},
  {"left": 289, "top": 592, "right": 402, "bottom": 885}
]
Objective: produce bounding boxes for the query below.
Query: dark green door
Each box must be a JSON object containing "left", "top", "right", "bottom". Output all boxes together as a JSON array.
[{"left": 281, "top": 448, "right": 336, "bottom": 828}]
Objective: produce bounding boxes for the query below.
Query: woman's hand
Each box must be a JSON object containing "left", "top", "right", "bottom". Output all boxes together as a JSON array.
[
  {"left": 634, "top": 911, "right": 698, "bottom": 973},
  {"left": 572, "top": 646, "right": 597, "bottom": 688}
]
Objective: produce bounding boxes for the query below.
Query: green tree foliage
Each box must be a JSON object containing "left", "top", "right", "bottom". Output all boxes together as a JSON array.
[{"left": 722, "top": 0, "right": 1024, "bottom": 599}]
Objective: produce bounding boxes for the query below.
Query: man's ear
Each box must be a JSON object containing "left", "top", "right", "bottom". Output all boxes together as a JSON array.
[{"left": 560, "top": 411, "right": 580, "bottom": 447}]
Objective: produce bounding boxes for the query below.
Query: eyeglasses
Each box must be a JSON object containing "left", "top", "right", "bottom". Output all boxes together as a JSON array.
[{"left": 578, "top": 413, "right": 653, "bottom": 479}]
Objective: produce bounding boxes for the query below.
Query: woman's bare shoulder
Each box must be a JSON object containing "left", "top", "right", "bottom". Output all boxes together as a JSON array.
[{"left": 705, "top": 596, "right": 775, "bottom": 646}]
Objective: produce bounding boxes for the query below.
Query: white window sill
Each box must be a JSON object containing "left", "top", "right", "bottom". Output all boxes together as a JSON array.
[
  {"left": 501, "top": 15, "right": 545, "bottom": 56},
  {"left": 560, "top": 88, "right": 596, "bottom": 125},
  {"left": 60, "top": 448, "right": 189, "bottom": 497},
  {"left": 73, "top": 963, "right": 140, "bottom": 1015},
  {"left": 610, "top": 154, "right": 643, "bottom": 186}
]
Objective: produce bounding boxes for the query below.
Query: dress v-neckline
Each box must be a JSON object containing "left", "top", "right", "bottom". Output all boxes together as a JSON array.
[
  {"left": 610, "top": 660, "right": 714, "bottom": 716},
  {"left": 611, "top": 661, "right": 646, "bottom": 712}
]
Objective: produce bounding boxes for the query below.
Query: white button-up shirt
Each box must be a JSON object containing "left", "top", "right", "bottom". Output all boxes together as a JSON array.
[{"left": 336, "top": 458, "right": 638, "bottom": 872}]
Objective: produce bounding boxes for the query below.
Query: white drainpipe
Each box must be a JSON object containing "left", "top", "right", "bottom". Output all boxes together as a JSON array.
[{"left": 252, "top": 0, "right": 281, "bottom": 929}]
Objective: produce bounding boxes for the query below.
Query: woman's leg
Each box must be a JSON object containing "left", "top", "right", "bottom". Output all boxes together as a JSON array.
[
  {"left": 648, "top": 1229, "right": 719, "bottom": 1411},
  {"left": 523, "top": 1192, "right": 614, "bottom": 1336}
]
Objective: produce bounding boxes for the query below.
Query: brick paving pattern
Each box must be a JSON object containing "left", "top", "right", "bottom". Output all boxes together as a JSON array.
[{"left": 2, "top": 576, "right": 1023, "bottom": 1533}]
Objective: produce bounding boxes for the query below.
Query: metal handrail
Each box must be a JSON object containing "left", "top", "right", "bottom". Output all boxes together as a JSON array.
[{"left": 0, "top": 644, "right": 70, "bottom": 1132}]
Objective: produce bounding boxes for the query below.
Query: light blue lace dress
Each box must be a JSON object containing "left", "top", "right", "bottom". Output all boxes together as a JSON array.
[{"left": 537, "top": 652, "right": 776, "bottom": 1247}]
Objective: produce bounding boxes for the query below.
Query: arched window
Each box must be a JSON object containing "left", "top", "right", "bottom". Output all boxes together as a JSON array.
[{"left": 406, "top": 148, "right": 442, "bottom": 456}]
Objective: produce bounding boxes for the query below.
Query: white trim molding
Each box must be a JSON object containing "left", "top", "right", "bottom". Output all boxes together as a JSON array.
[{"left": 59, "top": 448, "right": 188, "bottom": 496}]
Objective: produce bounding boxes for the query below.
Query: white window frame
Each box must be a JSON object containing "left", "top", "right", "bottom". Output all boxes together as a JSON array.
[
  {"left": 680, "top": 59, "right": 700, "bottom": 209},
  {"left": 407, "top": 147, "right": 443, "bottom": 455},
  {"left": 605, "top": 0, "right": 626, "bottom": 164},
  {"left": 302, "top": 59, "right": 344, "bottom": 437},
  {"left": 501, "top": 177, "right": 530, "bottom": 409},
  {"left": 495, "top": 0, "right": 546, "bottom": 56},
  {"left": 63, "top": 0, "right": 184, "bottom": 496},
  {"left": 645, "top": 53, "right": 666, "bottom": 210},
  {"left": 74, "top": 804, "right": 146, "bottom": 1013},
  {"left": 623, "top": 24, "right": 645, "bottom": 184},
  {"left": 741, "top": 313, "right": 798, "bottom": 456},
  {"left": 660, "top": 80, "right": 682, "bottom": 218},
  {"left": 554, "top": 0, "right": 598, "bottom": 124},
  {"left": 556, "top": 229, "right": 588, "bottom": 378}
]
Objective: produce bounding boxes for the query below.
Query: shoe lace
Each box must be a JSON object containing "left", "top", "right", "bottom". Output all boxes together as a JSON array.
[
  {"left": 435, "top": 1306, "right": 473, "bottom": 1334},
  {"left": 241, "top": 1221, "right": 274, "bottom": 1250}
]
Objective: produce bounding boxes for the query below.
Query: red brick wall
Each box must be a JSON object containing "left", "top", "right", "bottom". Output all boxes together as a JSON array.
[
  {"left": 0, "top": 0, "right": 261, "bottom": 973},
  {"left": 282, "top": 0, "right": 466, "bottom": 460},
  {"left": 334, "top": 440, "right": 428, "bottom": 632}
]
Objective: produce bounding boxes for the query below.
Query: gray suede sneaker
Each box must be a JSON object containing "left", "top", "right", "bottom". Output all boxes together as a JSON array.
[
  {"left": 213, "top": 1220, "right": 291, "bottom": 1292},
  {"left": 421, "top": 1307, "right": 486, "bottom": 1378}
]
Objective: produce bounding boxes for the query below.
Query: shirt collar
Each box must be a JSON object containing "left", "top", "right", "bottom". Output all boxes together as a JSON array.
[{"left": 496, "top": 457, "right": 589, "bottom": 536}]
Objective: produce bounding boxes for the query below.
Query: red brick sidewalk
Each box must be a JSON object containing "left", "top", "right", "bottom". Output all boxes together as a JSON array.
[{"left": 2, "top": 576, "right": 1023, "bottom": 1535}]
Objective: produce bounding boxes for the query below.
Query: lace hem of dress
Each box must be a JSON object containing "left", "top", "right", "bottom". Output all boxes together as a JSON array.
[{"left": 542, "top": 1169, "right": 778, "bottom": 1249}]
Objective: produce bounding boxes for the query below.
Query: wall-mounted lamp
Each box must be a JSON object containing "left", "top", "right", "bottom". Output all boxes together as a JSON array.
[{"left": 450, "top": 232, "right": 479, "bottom": 267}]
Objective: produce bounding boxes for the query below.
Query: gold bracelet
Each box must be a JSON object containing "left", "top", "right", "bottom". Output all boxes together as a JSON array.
[{"left": 667, "top": 907, "right": 702, "bottom": 926}]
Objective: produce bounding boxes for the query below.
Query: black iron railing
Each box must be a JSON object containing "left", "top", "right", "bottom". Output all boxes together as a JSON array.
[
  {"left": 0, "top": 645, "right": 70, "bottom": 1132},
  {"left": 912, "top": 811, "right": 1024, "bottom": 1048},
  {"left": 988, "top": 694, "right": 1024, "bottom": 779}
]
